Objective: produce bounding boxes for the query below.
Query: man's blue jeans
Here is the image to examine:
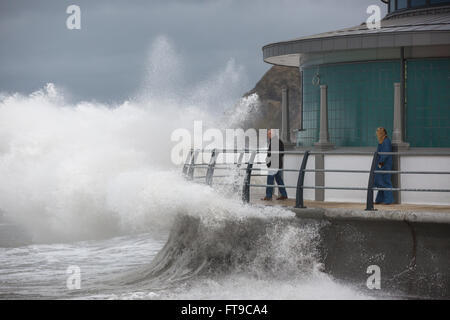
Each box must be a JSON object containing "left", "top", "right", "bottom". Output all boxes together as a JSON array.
[
  {"left": 374, "top": 168, "right": 394, "bottom": 204},
  {"left": 266, "top": 170, "right": 288, "bottom": 199}
]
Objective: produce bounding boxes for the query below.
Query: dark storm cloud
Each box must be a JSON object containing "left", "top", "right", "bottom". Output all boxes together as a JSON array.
[{"left": 0, "top": 0, "right": 386, "bottom": 102}]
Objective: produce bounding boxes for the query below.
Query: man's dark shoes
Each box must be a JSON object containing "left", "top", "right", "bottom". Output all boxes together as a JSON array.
[{"left": 276, "top": 196, "right": 288, "bottom": 201}]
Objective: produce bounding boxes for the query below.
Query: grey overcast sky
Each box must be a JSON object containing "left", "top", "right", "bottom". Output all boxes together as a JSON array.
[{"left": 0, "top": 0, "right": 387, "bottom": 103}]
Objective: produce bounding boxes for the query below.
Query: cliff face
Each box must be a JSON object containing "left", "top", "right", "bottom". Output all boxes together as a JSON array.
[{"left": 242, "top": 65, "right": 301, "bottom": 135}]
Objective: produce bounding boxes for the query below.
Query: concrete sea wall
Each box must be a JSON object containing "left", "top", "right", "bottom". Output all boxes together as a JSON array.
[{"left": 294, "top": 207, "right": 450, "bottom": 299}]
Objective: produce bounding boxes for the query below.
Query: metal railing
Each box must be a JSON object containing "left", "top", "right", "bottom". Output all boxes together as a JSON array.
[{"left": 182, "top": 148, "right": 450, "bottom": 211}]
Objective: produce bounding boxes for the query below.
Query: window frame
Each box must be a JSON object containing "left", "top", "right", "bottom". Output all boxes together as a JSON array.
[{"left": 389, "top": 0, "right": 450, "bottom": 13}]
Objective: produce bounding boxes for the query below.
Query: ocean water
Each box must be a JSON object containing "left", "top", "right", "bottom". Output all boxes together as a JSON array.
[
  {"left": 0, "top": 208, "right": 372, "bottom": 300},
  {"left": 0, "top": 36, "right": 373, "bottom": 300}
]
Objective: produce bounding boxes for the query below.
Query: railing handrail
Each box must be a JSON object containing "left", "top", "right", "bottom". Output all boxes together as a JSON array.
[
  {"left": 182, "top": 147, "right": 450, "bottom": 211},
  {"left": 187, "top": 148, "right": 450, "bottom": 156}
]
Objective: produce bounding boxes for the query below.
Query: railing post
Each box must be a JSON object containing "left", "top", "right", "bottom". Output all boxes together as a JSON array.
[
  {"left": 295, "top": 150, "right": 310, "bottom": 208},
  {"left": 365, "top": 151, "right": 379, "bottom": 211},
  {"left": 233, "top": 151, "right": 245, "bottom": 193},
  {"left": 182, "top": 149, "right": 193, "bottom": 176},
  {"left": 242, "top": 151, "right": 256, "bottom": 203},
  {"left": 236, "top": 151, "right": 244, "bottom": 169},
  {"left": 206, "top": 149, "right": 218, "bottom": 186},
  {"left": 187, "top": 150, "right": 199, "bottom": 181}
]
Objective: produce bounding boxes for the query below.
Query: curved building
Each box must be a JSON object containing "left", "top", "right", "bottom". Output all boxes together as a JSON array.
[
  {"left": 264, "top": 0, "right": 449, "bottom": 149},
  {"left": 262, "top": 0, "right": 450, "bottom": 205}
]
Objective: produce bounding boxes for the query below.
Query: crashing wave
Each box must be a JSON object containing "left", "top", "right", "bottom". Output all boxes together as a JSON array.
[{"left": 119, "top": 213, "right": 325, "bottom": 289}]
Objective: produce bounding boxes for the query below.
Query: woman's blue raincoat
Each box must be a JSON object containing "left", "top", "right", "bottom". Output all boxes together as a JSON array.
[{"left": 374, "top": 136, "right": 394, "bottom": 204}]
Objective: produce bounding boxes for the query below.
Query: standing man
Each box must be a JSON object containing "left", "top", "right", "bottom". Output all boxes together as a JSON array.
[
  {"left": 262, "top": 129, "right": 288, "bottom": 201},
  {"left": 374, "top": 127, "right": 394, "bottom": 205}
]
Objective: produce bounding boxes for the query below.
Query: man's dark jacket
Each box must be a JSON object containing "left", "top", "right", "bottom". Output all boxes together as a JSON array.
[{"left": 267, "top": 137, "right": 284, "bottom": 169}]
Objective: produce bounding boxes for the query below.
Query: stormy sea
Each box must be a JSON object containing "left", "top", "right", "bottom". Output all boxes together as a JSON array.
[{"left": 0, "top": 37, "right": 372, "bottom": 300}]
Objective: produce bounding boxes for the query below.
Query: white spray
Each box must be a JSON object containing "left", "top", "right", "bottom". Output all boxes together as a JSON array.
[{"left": 0, "top": 36, "right": 260, "bottom": 243}]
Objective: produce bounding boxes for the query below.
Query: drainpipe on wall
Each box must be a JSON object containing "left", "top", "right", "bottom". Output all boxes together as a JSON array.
[
  {"left": 391, "top": 47, "right": 410, "bottom": 204},
  {"left": 392, "top": 48, "right": 409, "bottom": 149},
  {"left": 299, "top": 70, "right": 303, "bottom": 132},
  {"left": 281, "top": 87, "right": 291, "bottom": 144},
  {"left": 292, "top": 69, "right": 305, "bottom": 147}
]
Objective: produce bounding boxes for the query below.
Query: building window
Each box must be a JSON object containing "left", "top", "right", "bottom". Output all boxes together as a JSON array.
[
  {"left": 389, "top": 0, "right": 395, "bottom": 12},
  {"left": 397, "top": 0, "right": 408, "bottom": 9},
  {"left": 410, "top": 0, "right": 428, "bottom": 7},
  {"left": 430, "top": 0, "right": 450, "bottom": 4},
  {"left": 406, "top": 59, "right": 450, "bottom": 148},
  {"left": 390, "top": 0, "right": 450, "bottom": 13}
]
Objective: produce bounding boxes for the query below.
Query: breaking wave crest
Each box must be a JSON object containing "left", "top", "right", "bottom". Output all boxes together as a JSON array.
[
  {"left": 122, "top": 214, "right": 321, "bottom": 285},
  {"left": 111, "top": 213, "right": 370, "bottom": 300},
  {"left": 0, "top": 36, "right": 259, "bottom": 243}
]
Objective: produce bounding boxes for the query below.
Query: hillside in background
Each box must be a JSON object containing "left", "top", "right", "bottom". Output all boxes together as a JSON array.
[{"left": 241, "top": 65, "right": 301, "bottom": 138}]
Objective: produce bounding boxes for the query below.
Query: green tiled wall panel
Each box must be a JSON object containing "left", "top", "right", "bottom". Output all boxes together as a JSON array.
[
  {"left": 406, "top": 59, "right": 450, "bottom": 148},
  {"left": 299, "top": 61, "right": 400, "bottom": 147}
]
